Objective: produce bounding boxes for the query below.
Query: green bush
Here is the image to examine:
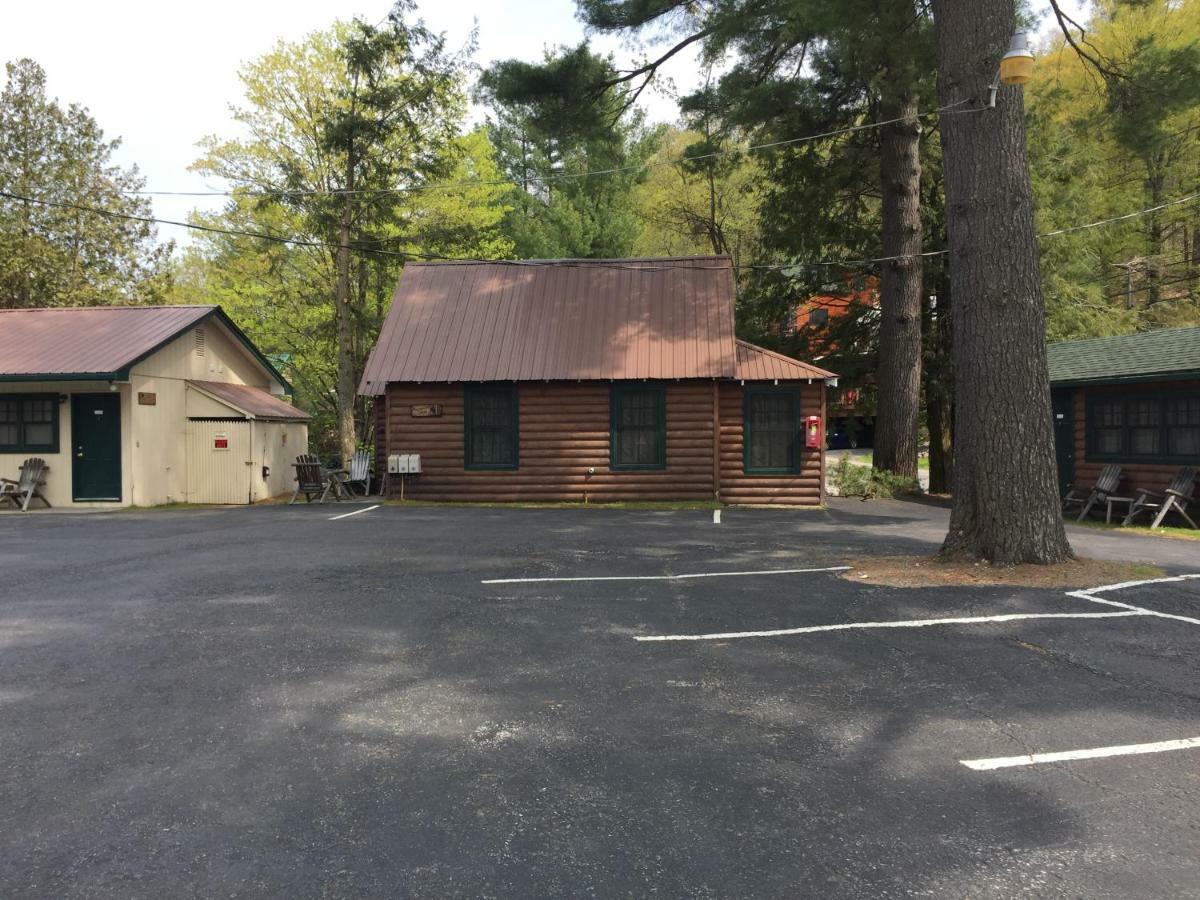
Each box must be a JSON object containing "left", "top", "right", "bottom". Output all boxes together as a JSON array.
[{"left": 830, "top": 456, "right": 920, "bottom": 499}]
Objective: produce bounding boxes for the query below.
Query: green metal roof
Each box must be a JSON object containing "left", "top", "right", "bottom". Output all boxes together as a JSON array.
[{"left": 1047, "top": 326, "right": 1200, "bottom": 386}]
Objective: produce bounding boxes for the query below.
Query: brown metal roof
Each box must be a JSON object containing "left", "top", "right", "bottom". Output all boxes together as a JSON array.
[
  {"left": 0, "top": 305, "right": 216, "bottom": 378},
  {"left": 735, "top": 340, "right": 837, "bottom": 382},
  {"left": 359, "top": 257, "right": 741, "bottom": 392},
  {"left": 188, "top": 380, "right": 310, "bottom": 421}
]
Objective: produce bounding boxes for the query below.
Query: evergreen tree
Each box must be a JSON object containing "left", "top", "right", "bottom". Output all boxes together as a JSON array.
[
  {"left": 478, "top": 46, "right": 656, "bottom": 260},
  {"left": 561, "top": 0, "right": 937, "bottom": 481},
  {"left": 0, "top": 58, "right": 171, "bottom": 308},
  {"left": 931, "top": 0, "right": 1071, "bottom": 563}
]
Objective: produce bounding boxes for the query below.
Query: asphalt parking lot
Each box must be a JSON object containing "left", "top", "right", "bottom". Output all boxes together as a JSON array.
[{"left": 1, "top": 501, "right": 1198, "bottom": 898}]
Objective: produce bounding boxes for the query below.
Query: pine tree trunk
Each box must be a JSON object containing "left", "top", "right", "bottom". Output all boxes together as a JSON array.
[
  {"left": 872, "top": 87, "right": 923, "bottom": 481},
  {"left": 931, "top": 0, "right": 1072, "bottom": 564},
  {"left": 334, "top": 190, "right": 358, "bottom": 466}
]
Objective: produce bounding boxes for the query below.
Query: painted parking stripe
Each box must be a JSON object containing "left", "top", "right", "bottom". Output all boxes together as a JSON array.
[
  {"left": 961, "top": 736, "right": 1200, "bottom": 771},
  {"left": 1066, "top": 573, "right": 1200, "bottom": 626},
  {"left": 634, "top": 610, "right": 1145, "bottom": 642},
  {"left": 328, "top": 504, "right": 380, "bottom": 521},
  {"left": 482, "top": 565, "right": 851, "bottom": 585}
]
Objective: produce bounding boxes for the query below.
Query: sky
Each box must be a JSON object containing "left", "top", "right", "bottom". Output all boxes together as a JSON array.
[
  {"left": 2, "top": 0, "right": 1086, "bottom": 249},
  {"left": 0, "top": 0, "right": 702, "bottom": 242}
]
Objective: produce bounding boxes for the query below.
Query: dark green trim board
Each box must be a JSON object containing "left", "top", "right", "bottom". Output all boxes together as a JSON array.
[
  {"left": 1084, "top": 389, "right": 1200, "bottom": 465},
  {"left": 743, "top": 387, "right": 802, "bottom": 475},
  {"left": 464, "top": 384, "right": 519, "bottom": 470},
  {"left": 0, "top": 393, "right": 61, "bottom": 454},
  {"left": 609, "top": 384, "right": 667, "bottom": 471}
]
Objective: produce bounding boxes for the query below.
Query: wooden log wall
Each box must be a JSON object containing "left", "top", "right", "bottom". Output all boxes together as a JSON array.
[
  {"left": 718, "top": 382, "right": 825, "bottom": 506},
  {"left": 382, "top": 381, "right": 711, "bottom": 502},
  {"left": 378, "top": 380, "right": 825, "bottom": 504},
  {"left": 1072, "top": 382, "right": 1198, "bottom": 498}
]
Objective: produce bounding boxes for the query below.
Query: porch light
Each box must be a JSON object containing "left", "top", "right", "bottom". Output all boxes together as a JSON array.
[
  {"left": 987, "top": 31, "right": 1035, "bottom": 107},
  {"left": 999, "top": 32, "right": 1035, "bottom": 85}
]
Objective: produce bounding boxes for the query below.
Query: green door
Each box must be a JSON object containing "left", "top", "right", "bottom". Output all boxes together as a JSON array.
[
  {"left": 72, "top": 394, "right": 122, "bottom": 501},
  {"left": 1051, "top": 389, "right": 1075, "bottom": 498}
]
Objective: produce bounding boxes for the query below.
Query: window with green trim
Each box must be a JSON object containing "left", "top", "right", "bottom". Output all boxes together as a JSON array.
[
  {"left": 464, "top": 385, "right": 518, "bottom": 469},
  {"left": 1086, "top": 391, "right": 1200, "bottom": 464},
  {"left": 610, "top": 385, "right": 666, "bottom": 470},
  {"left": 744, "top": 388, "right": 801, "bottom": 474},
  {"left": 0, "top": 395, "right": 59, "bottom": 454}
]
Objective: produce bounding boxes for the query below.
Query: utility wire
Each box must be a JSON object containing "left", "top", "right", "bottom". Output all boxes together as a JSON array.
[
  {"left": 5, "top": 184, "right": 1200, "bottom": 273},
  {"left": 130, "top": 102, "right": 978, "bottom": 199}
]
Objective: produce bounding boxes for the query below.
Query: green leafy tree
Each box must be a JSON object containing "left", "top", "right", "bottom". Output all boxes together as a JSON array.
[
  {"left": 188, "top": 5, "right": 510, "bottom": 460},
  {"left": 1031, "top": 0, "right": 1200, "bottom": 336},
  {"left": 184, "top": 9, "right": 510, "bottom": 457},
  {"left": 0, "top": 58, "right": 171, "bottom": 308},
  {"left": 630, "top": 125, "right": 763, "bottom": 265}
]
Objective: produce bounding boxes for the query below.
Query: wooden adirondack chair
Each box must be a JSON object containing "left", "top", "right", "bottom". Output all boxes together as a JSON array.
[
  {"left": 343, "top": 449, "right": 373, "bottom": 496},
  {"left": 290, "top": 454, "right": 333, "bottom": 504},
  {"left": 1062, "top": 464, "right": 1123, "bottom": 522},
  {"left": 1121, "top": 467, "right": 1198, "bottom": 530},
  {"left": 0, "top": 458, "right": 50, "bottom": 511}
]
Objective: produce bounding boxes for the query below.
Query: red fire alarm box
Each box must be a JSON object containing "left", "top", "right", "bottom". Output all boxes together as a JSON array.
[{"left": 804, "top": 415, "right": 822, "bottom": 449}]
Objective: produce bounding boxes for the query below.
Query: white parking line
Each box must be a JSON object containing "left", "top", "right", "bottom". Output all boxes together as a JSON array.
[
  {"left": 961, "top": 736, "right": 1200, "bottom": 770},
  {"left": 328, "top": 505, "right": 380, "bottom": 521},
  {"left": 1066, "top": 573, "right": 1200, "bottom": 626},
  {"left": 633, "top": 610, "right": 1145, "bottom": 642},
  {"left": 481, "top": 566, "right": 851, "bottom": 585}
]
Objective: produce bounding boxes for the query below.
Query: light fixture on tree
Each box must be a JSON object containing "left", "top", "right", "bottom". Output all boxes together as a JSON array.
[{"left": 987, "top": 31, "right": 1035, "bottom": 107}]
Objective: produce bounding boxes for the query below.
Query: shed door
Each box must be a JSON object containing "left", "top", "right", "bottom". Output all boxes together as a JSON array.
[
  {"left": 72, "top": 394, "right": 122, "bottom": 501},
  {"left": 1051, "top": 389, "right": 1075, "bottom": 497},
  {"left": 186, "top": 420, "right": 252, "bottom": 504}
]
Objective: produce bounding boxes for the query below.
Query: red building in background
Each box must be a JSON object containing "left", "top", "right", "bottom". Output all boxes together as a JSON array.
[{"left": 791, "top": 275, "right": 879, "bottom": 448}]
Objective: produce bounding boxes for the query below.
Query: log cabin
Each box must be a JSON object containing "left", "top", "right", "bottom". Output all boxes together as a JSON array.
[
  {"left": 1048, "top": 326, "right": 1200, "bottom": 499},
  {"left": 359, "top": 256, "right": 838, "bottom": 504}
]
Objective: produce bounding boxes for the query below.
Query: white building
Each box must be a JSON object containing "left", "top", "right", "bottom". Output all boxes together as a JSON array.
[{"left": 0, "top": 305, "right": 309, "bottom": 507}]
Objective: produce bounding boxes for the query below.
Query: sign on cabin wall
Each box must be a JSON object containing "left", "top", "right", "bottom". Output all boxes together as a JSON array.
[
  {"left": 410, "top": 404, "right": 442, "bottom": 417},
  {"left": 138, "top": 392, "right": 157, "bottom": 406}
]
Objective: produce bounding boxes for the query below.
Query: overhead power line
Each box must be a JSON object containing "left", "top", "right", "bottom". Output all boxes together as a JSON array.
[
  {"left": 5, "top": 185, "right": 1199, "bottom": 273},
  {"left": 130, "top": 102, "right": 980, "bottom": 200}
]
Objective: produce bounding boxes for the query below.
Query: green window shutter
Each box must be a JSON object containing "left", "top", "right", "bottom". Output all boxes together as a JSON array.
[
  {"left": 464, "top": 385, "right": 519, "bottom": 470},
  {"left": 610, "top": 385, "right": 666, "bottom": 470},
  {"left": 743, "top": 388, "right": 801, "bottom": 475}
]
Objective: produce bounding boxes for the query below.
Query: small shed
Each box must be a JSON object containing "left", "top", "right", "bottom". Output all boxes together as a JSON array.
[
  {"left": 1048, "top": 326, "right": 1200, "bottom": 498},
  {"left": 359, "top": 256, "right": 838, "bottom": 505},
  {"left": 0, "top": 305, "right": 309, "bottom": 507}
]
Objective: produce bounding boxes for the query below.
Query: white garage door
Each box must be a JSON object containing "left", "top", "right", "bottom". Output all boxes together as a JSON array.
[{"left": 186, "top": 419, "right": 252, "bottom": 504}]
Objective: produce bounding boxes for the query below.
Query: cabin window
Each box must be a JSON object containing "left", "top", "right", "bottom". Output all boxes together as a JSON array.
[
  {"left": 744, "top": 388, "right": 801, "bottom": 474},
  {"left": 1167, "top": 396, "right": 1200, "bottom": 457},
  {"left": 0, "top": 395, "right": 59, "bottom": 454},
  {"left": 1087, "top": 392, "right": 1200, "bottom": 463},
  {"left": 610, "top": 385, "right": 666, "bottom": 470},
  {"left": 808, "top": 307, "right": 829, "bottom": 326},
  {"left": 464, "top": 385, "right": 518, "bottom": 470}
]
